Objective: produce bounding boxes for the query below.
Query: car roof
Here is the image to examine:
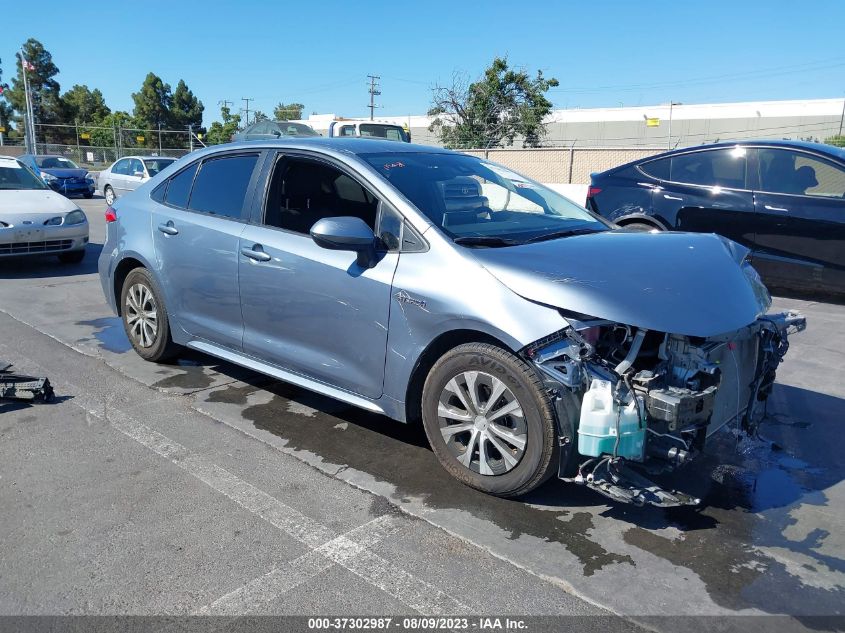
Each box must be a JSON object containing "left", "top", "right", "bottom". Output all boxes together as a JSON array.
[
  {"left": 197, "top": 137, "right": 454, "bottom": 157},
  {"left": 116, "top": 155, "right": 177, "bottom": 160},
  {"left": 597, "top": 139, "right": 845, "bottom": 177}
]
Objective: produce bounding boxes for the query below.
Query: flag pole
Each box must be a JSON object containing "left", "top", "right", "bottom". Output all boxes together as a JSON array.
[{"left": 20, "top": 50, "right": 37, "bottom": 154}]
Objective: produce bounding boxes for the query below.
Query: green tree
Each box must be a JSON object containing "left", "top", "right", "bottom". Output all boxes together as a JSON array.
[
  {"left": 0, "top": 57, "right": 14, "bottom": 138},
  {"left": 428, "top": 57, "right": 559, "bottom": 149},
  {"left": 5, "top": 39, "right": 65, "bottom": 142},
  {"left": 62, "top": 84, "right": 111, "bottom": 124},
  {"left": 132, "top": 72, "right": 172, "bottom": 130},
  {"left": 825, "top": 134, "right": 845, "bottom": 148},
  {"left": 273, "top": 102, "right": 304, "bottom": 120},
  {"left": 83, "top": 110, "right": 133, "bottom": 149},
  {"left": 252, "top": 110, "right": 269, "bottom": 123},
  {"left": 205, "top": 104, "right": 241, "bottom": 145},
  {"left": 171, "top": 79, "right": 204, "bottom": 130}
]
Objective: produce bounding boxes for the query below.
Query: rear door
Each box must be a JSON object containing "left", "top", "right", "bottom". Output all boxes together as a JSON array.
[
  {"left": 651, "top": 147, "right": 756, "bottom": 249},
  {"left": 753, "top": 147, "right": 845, "bottom": 293},
  {"left": 110, "top": 159, "right": 130, "bottom": 194},
  {"left": 151, "top": 151, "right": 262, "bottom": 349}
]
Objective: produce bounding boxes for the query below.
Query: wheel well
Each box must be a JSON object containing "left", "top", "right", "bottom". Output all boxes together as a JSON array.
[
  {"left": 616, "top": 216, "right": 665, "bottom": 230},
  {"left": 112, "top": 258, "right": 145, "bottom": 315},
  {"left": 404, "top": 329, "right": 511, "bottom": 426}
]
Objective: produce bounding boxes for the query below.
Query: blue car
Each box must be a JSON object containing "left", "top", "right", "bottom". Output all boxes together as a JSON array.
[
  {"left": 97, "top": 138, "right": 804, "bottom": 506},
  {"left": 18, "top": 154, "right": 95, "bottom": 198}
]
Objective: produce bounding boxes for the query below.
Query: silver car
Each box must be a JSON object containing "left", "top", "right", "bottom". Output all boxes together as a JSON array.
[
  {"left": 99, "top": 156, "right": 177, "bottom": 205},
  {"left": 97, "top": 138, "right": 804, "bottom": 506},
  {"left": 0, "top": 155, "right": 89, "bottom": 263}
]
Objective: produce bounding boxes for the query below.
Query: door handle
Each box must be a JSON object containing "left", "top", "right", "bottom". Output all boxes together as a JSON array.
[
  {"left": 157, "top": 221, "right": 178, "bottom": 235},
  {"left": 240, "top": 245, "right": 271, "bottom": 262},
  {"left": 764, "top": 205, "right": 789, "bottom": 212},
  {"left": 663, "top": 194, "right": 683, "bottom": 201}
]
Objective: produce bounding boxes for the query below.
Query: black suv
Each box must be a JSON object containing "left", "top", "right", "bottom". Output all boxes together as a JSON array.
[{"left": 587, "top": 140, "right": 845, "bottom": 296}]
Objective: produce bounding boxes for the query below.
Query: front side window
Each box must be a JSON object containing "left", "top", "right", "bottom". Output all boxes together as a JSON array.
[
  {"left": 0, "top": 161, "right": 47, "bottom": 190},
  {"left": 188, "top": 154, "right": 258, "bottom": 219},
  {"left": 758, "top": 149, "right": 845, "bottom": 198},
  {"left": 361, "top": 152, "right": 605, "bottom": 244},
  {"left": 129, "top": 159, "right": 144, "bottom": 176},
  {"left": 263, "top": 157, "right": 378, "bottom": 234},
  {"left": 670, "top": 148, "right": 747, "bottom": 189}
]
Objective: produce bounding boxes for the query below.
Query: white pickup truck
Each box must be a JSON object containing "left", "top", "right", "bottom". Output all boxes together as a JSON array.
[{"left": 326, "top": 120, "right": 411, "bottom": 142}]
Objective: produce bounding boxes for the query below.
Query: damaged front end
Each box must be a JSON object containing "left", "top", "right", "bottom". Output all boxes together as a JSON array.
[{"left": 523, "top": 310, "right": 806, "bottom": 507}]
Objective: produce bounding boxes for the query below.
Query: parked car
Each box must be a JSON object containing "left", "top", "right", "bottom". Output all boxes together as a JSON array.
[
  {"left": 587, "top": 140, "right": 845, "bottom": 297},
  {"left": 98, "top": 156, "right": 177, "bottom": 205},
  {"left": 327, "top": 120, "right": 410, "bottom": 142},
  {"left": 233, "top": 120, "right": 319, "bottom": 142},
  {"left": 17, "top": 154, "right": 96, "bottom": 199},
  {"left": 98, "top": 138, "right": 804, "bottom": 506},
  {"left": 0, "top": 156, "right": 89, "bottom": 263}
]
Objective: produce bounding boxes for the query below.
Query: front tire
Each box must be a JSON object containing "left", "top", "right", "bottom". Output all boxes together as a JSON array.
[
  {"left": 421, "top": 343, "right": 559, "bottom": 497},
  {"left": 104, "top": 185, "right": 115, "bottom": 205},
  {"left": 120, "top": 268, "right": 180, "bottom": 362}
]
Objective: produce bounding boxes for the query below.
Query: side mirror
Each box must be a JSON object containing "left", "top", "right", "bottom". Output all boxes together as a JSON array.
[
  {"left": 272, "top": 130, "right": 282, "bottom": 138},
  {"left": 310, "top": 216, "right": 376, "bottom": 268}
]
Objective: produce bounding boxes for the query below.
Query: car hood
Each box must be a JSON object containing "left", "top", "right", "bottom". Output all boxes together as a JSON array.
[
  {"left": 469, "top": 230, "right": 771, "bottom": 337},
  {"left": 39, "top": 167, "right": 88, "bottom": 179},
  {"left": 0, "top": 188, "right": 79, "bottom": 221}
]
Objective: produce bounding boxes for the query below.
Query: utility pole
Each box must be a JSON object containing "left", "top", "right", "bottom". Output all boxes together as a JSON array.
[
  {"left": 667, "top": 101, "right": 682, "bottom": 150},
  {"left": 218, "top": 99, "right": 233, "bottom": 113},
  {"left": 367, "top": 75, "right": 381, "bottom": 121},
  {"left": 838, "top": 94, "right": 845, "bottom": 137},
  {"left": 241, "top": 97, "right": 254, "bottom": 127}
]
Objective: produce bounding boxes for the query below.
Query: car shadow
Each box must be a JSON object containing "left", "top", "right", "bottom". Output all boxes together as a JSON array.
[{"left": 0, "top": 242, "right": 103, "bottom": 279}]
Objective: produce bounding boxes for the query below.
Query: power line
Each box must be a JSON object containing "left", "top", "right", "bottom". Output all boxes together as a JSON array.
[{"left": 367, "top": 75, "right": 381, "bottom": 121}]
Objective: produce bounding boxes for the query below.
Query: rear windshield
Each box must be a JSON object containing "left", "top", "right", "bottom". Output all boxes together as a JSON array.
[
  {"left": 359, "top": 124, "right": 409, "bottom": 142},
  {"left": 0, "top": 162, "right": 48, "bottom": 190},
  {"left": 273, "top": 122, "right": 319, "bottom": 137},
  {"left": 144, "top": 158, "right": 176, "bottom": 176}
]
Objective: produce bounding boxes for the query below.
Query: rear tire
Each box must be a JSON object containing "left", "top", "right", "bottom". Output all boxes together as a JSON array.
[
  {"left": 58, "top": 249, "right": 85, "bottom": 264},
  {"left": 120, "top": 268, "right": 180, "bottom": 362},
  {"left": 83, "top": 192, "right": 94, "bottom": 199},
  {"left": 421, "top": 343, "right": 559, "bottom": 498},
  {"left": 104, "top": 185, "right": 115, "bottom": 205}
]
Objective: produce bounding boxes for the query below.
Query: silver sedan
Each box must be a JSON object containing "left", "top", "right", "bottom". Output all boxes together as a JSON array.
[{"left": 98, "top": 156, "right": 177, "bottom": 205}]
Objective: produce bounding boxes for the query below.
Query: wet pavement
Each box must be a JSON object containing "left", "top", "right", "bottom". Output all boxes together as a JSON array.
[{"left": 1, "top": 197, "right": 843, "bottom": 624}]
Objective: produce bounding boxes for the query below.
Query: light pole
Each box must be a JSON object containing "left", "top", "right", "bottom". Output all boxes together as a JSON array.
[
  {"left": 667, "top": 101, "right": 681, "bottom": 150},
  {"left": 838, "top": 94, "right": 844, "bottom": 137}
]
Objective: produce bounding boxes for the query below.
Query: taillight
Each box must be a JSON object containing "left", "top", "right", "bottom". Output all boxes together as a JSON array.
[
  {"left": 105, "top": 207, "right": 117, "bottom": 223},
  {"left": 587, "top": 186, "right": 602, "bottom": 198}
]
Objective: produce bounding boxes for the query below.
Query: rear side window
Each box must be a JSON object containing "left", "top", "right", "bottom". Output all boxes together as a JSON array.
[
  {"left": 640, "top": 157, "right": 670, "bottom": 180},
  {"left": 188, "top": 154, "right": 258, "bottom": 219},
  {"left": 164, "top": 163, "right": 198, "bottom": 208},
  {"left": 670, "top": 148, "right": 747, "bottom": 189}
]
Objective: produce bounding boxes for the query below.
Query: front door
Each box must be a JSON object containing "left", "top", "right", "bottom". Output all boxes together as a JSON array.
[
  {"left": 238, "top": 154, "right": 398, "bottom": 399},
  {"left": 753, "top": 147, "right": 845, "bottom": 293},
  {"left": 151, "top": 152, "right": 261, "bottom": 349}
]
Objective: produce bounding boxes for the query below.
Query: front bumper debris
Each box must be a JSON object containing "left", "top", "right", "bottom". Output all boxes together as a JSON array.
[
  {"left": 526, "top": 310, "right": 806, "bottom": 507},
  {"left": 1, "top": 363, "right": 54, "bottom": 402}
]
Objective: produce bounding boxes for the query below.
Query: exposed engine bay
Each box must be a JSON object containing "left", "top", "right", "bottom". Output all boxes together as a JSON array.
[{"left": 523, "top": 310, "right": 806, "bottom": 507}]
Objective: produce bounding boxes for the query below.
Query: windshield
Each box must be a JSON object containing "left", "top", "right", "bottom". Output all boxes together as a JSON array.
[
  {"left": 361, "top": 152, "right": 607, "bottom": 244},
  {"left": 35, "top": 155, "right": 80, "bottom": 169},
  {"left": 0, "top": 162, "right": 48, "bottom": 190},
  {"left": 273, "top": 122, "right": 319, "bottom": 137},
  {"left": 359, "top": 124, "right": 409, "bottom": 142},
  {"left": 143, "top": 158, "right": 175, "bottom": 176}
]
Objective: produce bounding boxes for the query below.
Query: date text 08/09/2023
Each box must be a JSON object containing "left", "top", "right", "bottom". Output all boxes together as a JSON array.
[{"left": 307, "top": 617, "right": 528, "bottom": 630}]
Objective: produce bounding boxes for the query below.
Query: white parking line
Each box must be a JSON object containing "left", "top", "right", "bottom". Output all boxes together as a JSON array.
[
  {"left": 198, "top": 514, "right": 403, "bottom": 615},
  {"left": 44, "top": 377, "right": 472, "bottom": 615}
]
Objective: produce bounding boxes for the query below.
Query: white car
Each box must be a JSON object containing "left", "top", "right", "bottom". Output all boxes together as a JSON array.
[
  {"left": 0, "top": 156, "right": 89, "bottom": 264},
  {"left": 98, "top": 155, "right": 177, "bottom": 205}
]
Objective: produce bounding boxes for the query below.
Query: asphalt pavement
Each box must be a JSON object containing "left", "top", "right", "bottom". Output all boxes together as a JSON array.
[{"left": 0, "top": 197, "right": 842, "bottom": 631}]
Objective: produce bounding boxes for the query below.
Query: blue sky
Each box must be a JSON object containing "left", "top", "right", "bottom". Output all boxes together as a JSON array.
[{"left": 2, "top": 0, "right": 844, "bottom": 126}]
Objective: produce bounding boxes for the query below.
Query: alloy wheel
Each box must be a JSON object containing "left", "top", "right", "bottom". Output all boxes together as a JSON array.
[
  {"left": 124, "top": 283, "right": 158, "bottom": 348},
  {"left": 105, "top": 187, "right": 115, "bottom": 205},
  {"left": 437, "top": 370, "right": 527, "bottom": 476}
]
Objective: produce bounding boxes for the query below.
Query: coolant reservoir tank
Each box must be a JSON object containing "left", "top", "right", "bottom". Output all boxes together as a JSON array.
[{"left": 577, "top": 379, "right": 645, "bottom": 460}]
